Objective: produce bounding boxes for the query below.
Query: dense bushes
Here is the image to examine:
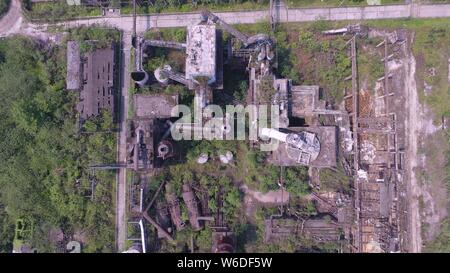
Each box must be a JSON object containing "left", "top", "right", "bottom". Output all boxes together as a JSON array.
[
  {"left": 22, "top": 0, "right": 101, "bottom": 22},
  {"left": 284, "top": 167, "right": 310, "bottom": 197},
  {"left": 0, "top": 37, "right": 116, "bottom": 252},
  {"left": 66, "top": 27, "right": 120, "bottom": 53}
]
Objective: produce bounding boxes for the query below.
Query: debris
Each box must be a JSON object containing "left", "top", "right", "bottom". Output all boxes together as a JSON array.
[{"left": 197, "top": 153, "right": 209, "bottom": 164}]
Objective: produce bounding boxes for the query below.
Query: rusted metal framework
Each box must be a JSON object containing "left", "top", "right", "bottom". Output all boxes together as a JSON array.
[{"left": 345, "top": 34, "right": 406, "bottom": 253}]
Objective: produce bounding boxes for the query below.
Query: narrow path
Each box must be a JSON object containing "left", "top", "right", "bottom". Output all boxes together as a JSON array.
[
  {"left": 0, "top": 0, "right": 23, "bottom": 37},
  {"left": 404, "top": 36, "right": 422, "bottom": 253},
  {"left": 116, "top": 32, "right": 132, "bottom": 252}
]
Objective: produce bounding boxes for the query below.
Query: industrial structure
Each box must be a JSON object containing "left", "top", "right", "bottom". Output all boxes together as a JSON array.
[
  {"left": 120, "top": 8, "right": 409, "bottom": 254},
  {"left": 345, "top": 32, "right": 407, "bottom": 253},
  {"left": 66, "top": 41, "right": 116, "bottom": 120},
  {"left": 182, "top": 183, "right": 203, "bottom": 231},
  {"left": 124, "top": 9, "right": 348, "bottom": 252},
  {"left": 126, "top": 94, "right": 178, "bottom": 171},
  {"left": 212, "top": 230, "right": 235, "bottom": 253}
]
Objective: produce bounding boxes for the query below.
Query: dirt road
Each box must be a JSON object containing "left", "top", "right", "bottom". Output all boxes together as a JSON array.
[
  {"left": 404, "top": 35, "right": 422, "bottom": 253},
  {"left": 0, "top": 0, "right": 23, "bottom": 37}
]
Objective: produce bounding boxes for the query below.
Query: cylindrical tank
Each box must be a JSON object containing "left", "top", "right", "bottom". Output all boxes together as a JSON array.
[
  {"left": 131, "top": 70, "right": 149, "bottom": 87},
  {"left": 154, "top": 65, "right": 172, "bottom": 85}
]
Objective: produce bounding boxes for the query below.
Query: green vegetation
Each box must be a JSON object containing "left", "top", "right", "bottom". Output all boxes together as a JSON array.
[
  {"left": 65, "top": 26, "right": 120, "bottom": 53},
  {"left": 145, "top": 27, "right": 187, "bottom": 43},
  {"left": 22, "top": 0, "right": 101, "bottom": 22},
  {"left": 143, "top": 34, "right": 186, "bottom": 73},
  {"left": 0, "top": 34, "right": 117, "bottom": 252},
  {"left": 413, "top": 25, "right": 449, "bottom": 122},
  {"left": 0, "top": 0, "right": 10, "bottom": 18},
  {"left": 121, "top": 0, "right": 268, "bottom": 15},
  {"left": 357, "top": 42, "right": 384, "bottom": 90},
  {"left": 234, "top": 21, "right": 351, "bottom": 106},
  {"left": 258, "top": 75, "right": 276, "bottom": 103},
  {"left": 284, "top": 167, "right": 310, "bottom": 197},
  {"left": 319, "top": 164, "right": 351, "bottom": 193},
  {"left": 164, "top": 140, "right": 243, "bottom": 224},
  {"left": 236, "top": 144, "right": 280, "bottom": 192},
  {"left": 198, "top": 175, "right": 242, "bottom": 222},
  {"left": 367, "top": 18, "right": 449, "bottom": 123},
  {"left": 365, "top": 18, "right": 449, "bottom": 252},
  {"left": 295, "top": 23, "right": 351, "bottom": 104},
  {"left": 22, "top": 0, "right": 268, "bottom": 21},
  {"left": 425, "top": 219, "right": 450, "bottom": 252},
  {"left": 243, "top": 206, "right": 337, "bottom": 252}
]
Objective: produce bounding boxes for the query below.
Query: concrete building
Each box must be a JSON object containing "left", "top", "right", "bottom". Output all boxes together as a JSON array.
[
  {"left": 133, "top": 94, "right": 178, "bottom": 119},
  {"left": 126, "top": 94, "right": 179, "bottom": 171},
  {"left": 67, "top": 41, "right": 81, "bottom": 90},
  {"left": 290, "top": 85, "right": 325, "bottom": 117},
  {"left": 78, "top": 45, "right": 115, "bottom": 119},
  {"left": 266, "top": 126, "right": 337, "bottom": 168},
  {"left": 126, "top": 119, "right": 155, "bottom": 171},
  {"left": 186, "top": 24, "right": 216, "bottom": 86},
  {"left": 67, "top": 41, "right": 116, "bottom": 120}
]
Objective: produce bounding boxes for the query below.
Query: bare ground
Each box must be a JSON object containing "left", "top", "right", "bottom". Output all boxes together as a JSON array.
[
  {"left": 405, "top": 35, "right": 423, "bottom": 253},
  {"left": 403, "top": 29, "right": 450, "bottom": 251},
  {"left": 240, "top": 185, "right": 290, "bottom": 205},
  {"left": 416, "top": 100, "right": 449, "bottom": 244}
]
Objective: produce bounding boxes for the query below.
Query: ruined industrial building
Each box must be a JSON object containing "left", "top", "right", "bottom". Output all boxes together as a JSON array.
[
  {"left": 1, "top": 0, "right": 448, "bottom": 257},
  {"left": 117, "top": 11, "right": 418, "bottom": 253},
  {"left": 67, "top": 41, "right": 116, "bottom": 121},
  {"left": 58, "top": 8, "right": 430, "bottom": 255}
]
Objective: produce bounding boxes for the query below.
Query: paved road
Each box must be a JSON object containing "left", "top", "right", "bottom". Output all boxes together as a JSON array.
[
  {"left": 50, "top": 4, "right": 450, "bottom": 33},
  {"left": 2, "top": 3, "right": 450, "bottom": 37},
  {"left": 116, "top": 32, "right": 132, "bottom": 252}
]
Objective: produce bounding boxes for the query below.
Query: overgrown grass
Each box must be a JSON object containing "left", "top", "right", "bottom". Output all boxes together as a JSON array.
[
  {"left": 121, "top": 1, "right": 268, "bottom": 15},
  {"left": 425, "top": 219, "right": 450, "bottom": 252},
  {"left": 357, "top": 40, "right": 384, "bottom": 90},
  {"left": 23, "top": 0, "right": 268, "bottom": 21},
  {"left": 367, "top": 18, "right": 450, "bottom": 121},
  {"left": 23, "top": 1, "right": 101, "bottom": 22},
  {"left": 64, "top": 26, "right": 120, "bottom": 53}
]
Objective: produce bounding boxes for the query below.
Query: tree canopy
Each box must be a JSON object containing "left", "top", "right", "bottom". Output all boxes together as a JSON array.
[{"left": 0, "top": 37, "right": 116, "bottom": 252}]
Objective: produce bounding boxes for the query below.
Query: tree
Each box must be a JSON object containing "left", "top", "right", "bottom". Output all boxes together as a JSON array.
[
  {"left": 0, "top": 36, "right": 116, "bottom": 252},
  {"left": 284, "top": 167, "right": 310, "bottom": 197}
]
